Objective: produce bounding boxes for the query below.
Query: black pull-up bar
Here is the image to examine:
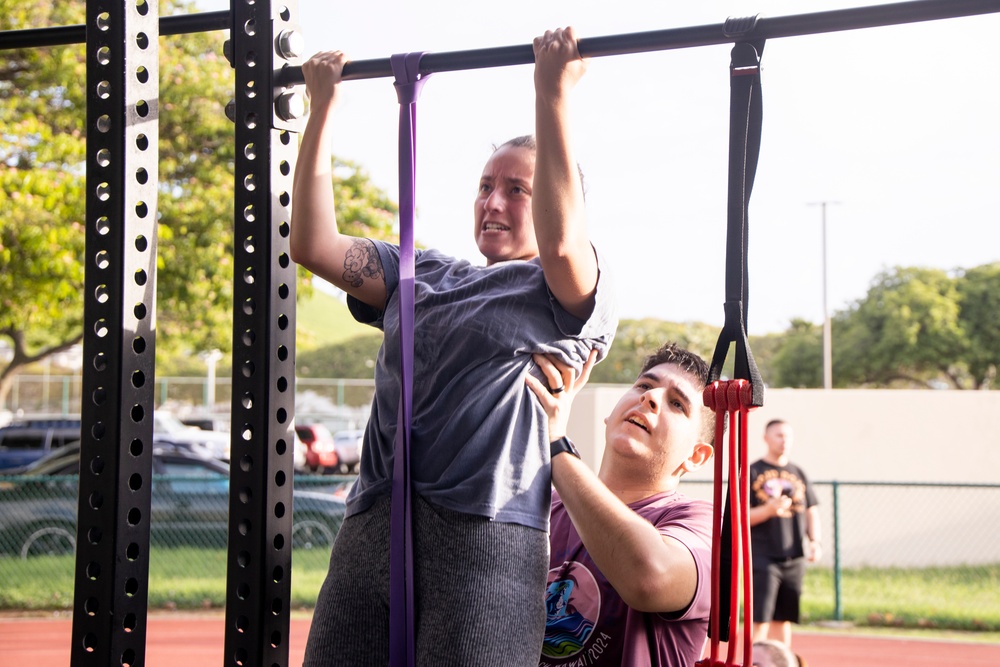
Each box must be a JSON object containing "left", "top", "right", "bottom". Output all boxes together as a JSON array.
[
  {"left": 3, "top": 0, "right": 997, "bottom": 63},
  {"left": 276, "top": 0, "right": 999, "bottom": 85}
]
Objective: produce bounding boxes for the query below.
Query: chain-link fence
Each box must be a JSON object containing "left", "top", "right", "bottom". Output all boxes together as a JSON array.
[
  {"left": 0, "top": 472, "right": 354, "bottom": 610},
  {"left": 682, "top": 479, "right": 1000, "bottom": 631},
  {"left": 1, "top": 374, "right": 377, "bottom": 417},
  {"left": 2, "top": 476, "right": 998, "bottom": 631}
]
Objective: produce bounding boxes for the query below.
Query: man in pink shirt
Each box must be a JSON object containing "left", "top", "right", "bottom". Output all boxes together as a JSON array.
[{"left": 527, "top": 342, "right": 716, "bottom": 666}]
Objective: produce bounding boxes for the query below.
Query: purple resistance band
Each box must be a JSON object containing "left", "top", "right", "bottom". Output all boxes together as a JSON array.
[{"left": 388, "top": 52, "right": 429, "bottom": 667}]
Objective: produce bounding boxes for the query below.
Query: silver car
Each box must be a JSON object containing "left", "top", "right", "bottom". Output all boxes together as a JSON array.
[
  {"left": 0, "top": 441, "right": 346, "bottom": 559},
  {"left": 332, "top": 429, "right": 364, "bottom": 473}
]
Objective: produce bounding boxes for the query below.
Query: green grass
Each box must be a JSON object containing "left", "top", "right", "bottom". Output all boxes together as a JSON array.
[
  {"left": 296, "top": 287, "right": 372, "bottom": 350},
  {"left": 4, "top": 555, "right": 1000, "bottom": 640},
  {"left": 0, "top": 546, "right": 335, "bottom": 612},
  {"left": 148, "top": 547, "right": 334, "bottom": 610},
  {"left": 800, "top": 564, "right": 1000, "bottom": 633},
  {"left": 0, "top": 554, "right": 76, "bottom": 609}
]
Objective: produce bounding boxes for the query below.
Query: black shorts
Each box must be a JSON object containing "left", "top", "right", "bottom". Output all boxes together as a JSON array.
[{"left": 752, "top": 557, "right": 806, "bottom": 624}]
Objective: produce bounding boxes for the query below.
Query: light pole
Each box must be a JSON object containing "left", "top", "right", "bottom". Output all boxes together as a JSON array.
[
  {"left": 808, "top": 201, "right": 839, "bottom": 390},
  {"left": 199, "top": 349, "right": 224, "bottom": 409}
]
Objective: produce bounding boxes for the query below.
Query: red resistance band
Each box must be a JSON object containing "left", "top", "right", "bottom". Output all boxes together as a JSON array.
[{"left": 696, "top": 380, "right": 757, "bottom": 667}]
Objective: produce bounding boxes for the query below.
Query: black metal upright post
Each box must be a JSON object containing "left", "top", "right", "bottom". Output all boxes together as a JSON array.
[
  {"left": 224, "top": 0, "right": 304, "bottom": 664},
  {"left": 72, "top": 0, "right": 159, "bottom": 665}
]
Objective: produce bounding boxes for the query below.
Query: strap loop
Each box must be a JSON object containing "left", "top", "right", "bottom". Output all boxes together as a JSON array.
[
  {"left": 722, "top": 14, "right": 761, "bottom": 39},
  {"left": 707, "top": 40, "right": 766, "bottom": 408},
  {"left": 391, "top": 51, "right": 430, "bottom": 104}
]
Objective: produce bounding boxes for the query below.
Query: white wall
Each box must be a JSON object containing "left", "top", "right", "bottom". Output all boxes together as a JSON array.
[
  {"left": 566, "top": 387, "right": 1000, "bottom": 567},
  {"left": 570, "top": 387, "right": 1000, "bottom": 484}
]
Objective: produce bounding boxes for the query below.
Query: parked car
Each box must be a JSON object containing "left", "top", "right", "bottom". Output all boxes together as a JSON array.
[
  {"left": 179, "top": 415, "right": 230, "bottom": 433},
  {"left": 153, "top": 412, "right": 231, "bottom": 461},
  {"left": 0, "top": 442, "right": 346, "bottom": 558},
  {"left": 295, "top": 423, "right": 340, "bottom": 473},
  {"left": 0, "top": 417, "right": 81, "bottom": 471},
  {"left": 0, "top": 412, "right": 233, "bottom": 471},
  {"left": 332, "top": 429, "right": 364, "bottom": 473},
  {"left": 293, "top": 430, "right": 309, "bottom": 473}
]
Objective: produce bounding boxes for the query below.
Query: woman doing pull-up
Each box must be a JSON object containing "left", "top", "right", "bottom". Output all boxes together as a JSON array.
[{"left": 291, "top": 27, "right": 618, "bottom": 666}]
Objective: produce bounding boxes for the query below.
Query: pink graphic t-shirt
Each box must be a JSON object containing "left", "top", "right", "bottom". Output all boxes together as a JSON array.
[{"left": 542, "top": 490, "right": 713, "bottom": 667}]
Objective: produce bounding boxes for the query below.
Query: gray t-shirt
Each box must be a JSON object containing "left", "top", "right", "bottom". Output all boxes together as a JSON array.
[{"left": 346, "top": 241, "right": 618, "bottom": 531}]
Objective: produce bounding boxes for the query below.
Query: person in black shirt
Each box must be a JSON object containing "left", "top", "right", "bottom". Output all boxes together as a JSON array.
[{"left": 748, "top": 419, "right": 821, "bottom": 648}]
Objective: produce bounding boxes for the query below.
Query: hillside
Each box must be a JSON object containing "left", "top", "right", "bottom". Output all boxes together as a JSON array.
[{"left": 296, "top": 288, "right": 373, "bottom": 349}]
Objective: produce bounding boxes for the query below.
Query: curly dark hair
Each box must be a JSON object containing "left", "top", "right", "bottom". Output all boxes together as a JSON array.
[{"left": 640, "top": 342, "right": 710, "bottom": 387}]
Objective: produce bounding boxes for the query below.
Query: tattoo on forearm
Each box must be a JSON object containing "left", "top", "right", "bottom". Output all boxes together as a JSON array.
[{"left": 343, "top": 239, "right": 383, "bottom": 288}]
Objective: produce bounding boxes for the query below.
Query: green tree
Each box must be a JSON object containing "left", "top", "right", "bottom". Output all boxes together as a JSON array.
[
  {"left": 0, "top": 0, "right": 397, "bottom": 406},
  {"left": 768, "top": 318, "right": 822, "bottom": 388},
  {"left": 833, "top": 266, "right": 967, "bottom": 388},
  {"left": 0, "top": 3, "right": 89, "bottom": 407},
  {"left": 955, "top": 262, "right": 1000, "bottom": 389},
  {"left": 297, "top": 334, "right": 383, "bottom": 379},
  {"left": 587, "top": 317, "right": 786, "bottom": 387},
  {"left": 590, "top": 318, "right": 720, "bottom": 384},
  {"left": 745, "top": 330, "right": 784, "bottom": 388}
]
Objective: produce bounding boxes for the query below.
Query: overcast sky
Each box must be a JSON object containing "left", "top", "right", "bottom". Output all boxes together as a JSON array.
[{"left": 202, "top": 0, "right": 1000, "bottom": 333}]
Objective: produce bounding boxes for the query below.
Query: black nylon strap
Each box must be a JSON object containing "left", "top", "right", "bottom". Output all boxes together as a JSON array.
[
  {"left": 707, "top": 37, "right": 767, "bottom": 647},
  {"left": 708, "top": 39, "right": 766, "bottom": 408}
]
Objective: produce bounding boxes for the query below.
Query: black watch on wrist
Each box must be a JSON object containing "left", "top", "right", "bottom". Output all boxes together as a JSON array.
[{"left": 550, "top": 436, "right": 581, "bottom": 460}]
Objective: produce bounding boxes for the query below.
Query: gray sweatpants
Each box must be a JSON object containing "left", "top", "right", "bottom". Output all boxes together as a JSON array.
[{"left": 303, "top": 494, "right": 549, "bottom": 667}]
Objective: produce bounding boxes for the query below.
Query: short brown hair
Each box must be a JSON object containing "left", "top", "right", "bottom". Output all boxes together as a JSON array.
[
  {"left": 492, "top": 135, "right": 586, "bottom": 199},
  {"left": 494, "top": 135, "right": 536, "bottom": 152},
  {"left": 765, "top": 419, "right": 787, "bottom": 431},
  {"left": 640, "top": 342, "right": 715, "bottom": 444}
]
